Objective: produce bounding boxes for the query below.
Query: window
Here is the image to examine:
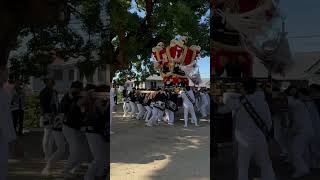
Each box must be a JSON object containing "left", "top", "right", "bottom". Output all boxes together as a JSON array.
[
  {"left": 53, "top": 70, "right": 63, "bottom": 80},
  {"left": 98, "top": 69, "right": 106, "bottom": 82},
  {"left": 68, "top": 70, "right": 74, "bottom": 81},
  {"left": 151, "top": 81, "right": 157, "bottom": 89}
]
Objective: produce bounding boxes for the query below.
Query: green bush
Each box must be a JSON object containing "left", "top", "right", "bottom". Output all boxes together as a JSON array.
[{"left": 24, "top": 93, "right": 41, "bottom": 128}]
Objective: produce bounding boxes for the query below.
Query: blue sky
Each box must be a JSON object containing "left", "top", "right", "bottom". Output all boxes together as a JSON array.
[{"left": 280, "top": 0, "right": 320, "bottom": 52}]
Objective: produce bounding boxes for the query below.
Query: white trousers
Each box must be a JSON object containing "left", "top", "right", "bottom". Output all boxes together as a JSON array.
[
  {"left": 43, "top": 128, "right": 54, "bottom": 161},
  {"left": 273, "top": 114, "right": 289, "bottom": 155},
  {"left": 237, "top": 139, "right": 276, "bottom": 180},
  {"left": 200, "top": 103, "right": 208, "bottom": 117},
  {"left": 123, "top": 102, "right": 130, "bottom": 116},
  {"left": 45, "top": 130, "right": 66, "bottom": 169},
  {"left": 129, "top": 101, "right": 137, "bottom": 118},
  {"left": 290, "top": 133, "right": 312, "bottom": 174},
  {"left": 184, "top": 106, "right": 198, "bottom": 127},
  {"left": 144, "top": 106, "right": 152, "bottom": 122},
  {"left": 0, "top": 136, "right": 8, "bottom": 180},
  {"left": 165, "top": 109, "right": 174, "bottom": 124},
  {"left": 206, "top": 102, "right": 210, "bottom": 115},
  {"left": 137, "top": 103, "right": 145, "bottom": 120},
  {"left": 85, "top": 133, "right": 107, "bottom": 180},
  {"left": 147, "top": 108, "right": 163, "bottom": 126},
  {"left": 62, "top": 125, "right": 88, "bottom": 174}
]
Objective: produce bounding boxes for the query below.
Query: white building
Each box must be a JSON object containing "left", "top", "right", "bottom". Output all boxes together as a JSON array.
[
  {"left": 123, "top": 75, "right": 164, "bottom": 90},
  {"left": 122, "top": 75, "right": 210, "bottom": 90},
  {"left": 189, "top": 77, "right": 210, "bottom": 88},
  {"left": 29, "top": 58, "right": 108, "bottom": 93},
  {"left": 253, "top": 51, "right": 320, "bottom": 84}
]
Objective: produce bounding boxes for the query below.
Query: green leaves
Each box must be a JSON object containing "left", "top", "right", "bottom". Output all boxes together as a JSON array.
[{"left": 111, "top": 0, "right": 209, "bottom": 83}]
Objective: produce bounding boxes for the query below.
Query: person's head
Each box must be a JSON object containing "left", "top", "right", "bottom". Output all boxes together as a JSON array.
[
  {"left": 84, "top": 84, "right": 97, "bottom": 99},
  {"left": 14, "top": 79, "right": 23, "bottom": 88},
  {"left": 264, "top": 83, "right": 272, "bottom": 93},
  {"left": 45, "top": 78, "right": 55, "bottom": 89},
  {"left": 285, "top": 85, "right": 298, "bottom": 97},
  {"left": 70, "top": 81, "right": 83, "bottom": 96},
  {"left": 299, "top": 88, "right": 310, "bottom": 97},
  {"left": 94, "top": 85, "right": 108, "bottom": 100},
  {"left": 242, "top": 78, "right": 257, "bottom": 95},
  {"left": 309, "top": 84, "right": 320, "bottom": 95},
  {"left": 0, "top": 67, "right": 8, "bottom": 87},
  {"left": 186, "top": 86, "right": 191, "bottom": 91}
]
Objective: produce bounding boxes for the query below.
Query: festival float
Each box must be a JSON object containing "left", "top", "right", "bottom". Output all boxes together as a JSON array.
[
  {"left": 152, "top": 36, "right": 202, "bottom": 88},
  {"left": 212, "top": 0, "right": 293, "bottom": 144}
]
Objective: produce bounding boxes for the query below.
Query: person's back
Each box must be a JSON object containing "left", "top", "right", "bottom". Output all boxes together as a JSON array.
[
  {"left": 222, "top": 78, "right": 276, "bottom": 180},
  {"left": 180, "top": 89, "right": 195, "bottom": 107},
  {"left": 0, "top": 87, "right": 16, "bottom": 143},
  {"left": 288, "top": 96, "right": 313, "bottom": 135},
  {"left": 236, "top": 91, "right": 272, "bottom": 142},
  {"left": 40, "top": 86, "right": 54, "bottom": 114}
]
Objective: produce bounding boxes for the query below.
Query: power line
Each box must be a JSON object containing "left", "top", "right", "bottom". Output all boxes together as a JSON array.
[{"left": 288, "top": 35, "right": 320, "bottom": 39}]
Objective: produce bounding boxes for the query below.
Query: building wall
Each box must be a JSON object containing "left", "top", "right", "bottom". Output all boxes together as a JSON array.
[
  {"left": 144, "top": 81, "right": 163, "bottom": 89},
  {"left": 30, "top": 66, "right": 107, "bottom": 93}
]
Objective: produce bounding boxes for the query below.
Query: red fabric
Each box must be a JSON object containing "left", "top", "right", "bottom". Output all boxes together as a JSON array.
[
  {"left": 163, "top": 76, "right": 189, "bottom": 86},
  {"left": 152, "top": 49, "right": 167, "bottom": 61},
  {"left": 184, "top": 49, "right": 193, "bottom": 65},
  {"left": 211, "top": 47, "right": 253, "bottom": 77},
  {"left": 238, "top": 0, "right": 259, "bottom": 13},
  {"left": 169, "top": 46, "right": 177, "bottom": 58},
  {"left": 159, "top": 49, "right": 166, "bottom": 59},
  {"left": 176, "top": 46, "right": 183, "bottom": 58},
  {"left": 184, "top": 49, "right": 200, "bottom": 65}
]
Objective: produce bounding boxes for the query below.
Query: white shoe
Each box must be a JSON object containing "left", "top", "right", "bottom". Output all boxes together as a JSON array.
[
  {"left": 168, "top": 123, "right": 174, "bottom": 126},
  {"left": 195, "top": 124, "right": 199, "bottom": 127},
  {"left": 110, "top": 131, "right": 115, "bottom": 135}
]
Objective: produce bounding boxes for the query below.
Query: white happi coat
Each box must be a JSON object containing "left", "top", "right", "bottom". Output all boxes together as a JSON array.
[
  {"left": 0, "top": 87, "right": 17, "bottom": 180},
  {"left": 110, "top": 90, "right": 115, "bottom": 132},
  {"left": 219, "top": 91, "right": 272, "bottom": 144},
  {"left": 0, "top": 88, "right": 17, "bottom": 143},
  {"left": 287, "top": 97, "right": 313, "bottom": 135},
  {"left": 218, "top": 91, "right": 276, "bottom": 180}
]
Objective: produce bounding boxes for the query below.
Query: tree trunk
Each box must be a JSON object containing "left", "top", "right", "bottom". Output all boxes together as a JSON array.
[
  {"left": 145, "top": 0, "right": 153, "bottom": 27},
  {"left": 111, "top": 0, "right": 155, "bottom": 76}
]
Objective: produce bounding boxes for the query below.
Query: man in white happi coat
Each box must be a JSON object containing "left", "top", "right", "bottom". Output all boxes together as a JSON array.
[
  {"left": 0, "top": 67, "right": 17, "bottom": 180},
  {"left": 200, "top": 88, "right": 209, "bottom": 118},
  {"left": 217, "top": 78, "right": 276, "bottom": 180},
  {"left": 122, "top": 87, "right": 130, "bottom": 117},
  {"left": 179, "top": 86, "right": 199, "bottom": 128},
  {"left": 110, "top": 83, "right": 115, "bottom": 134},
  {"left": 205, "top": 89, "right": 211, "bottom": 116},
  {"left": 39, "top": 78, "right": 57, "bottom": 162},
  {"left": 286, "top": 86, "right": 314, "bottom": 178}
]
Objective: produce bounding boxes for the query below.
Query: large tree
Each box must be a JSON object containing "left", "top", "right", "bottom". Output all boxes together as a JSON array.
[
  {"left": 6, "top": 0, "right": 111, "bottom": 83},
  {"left": 110, "top": 0, "right": 210, "bottom": 84},
  {"left": 0, "top": 0, "right": 71, "bottom": 70}
]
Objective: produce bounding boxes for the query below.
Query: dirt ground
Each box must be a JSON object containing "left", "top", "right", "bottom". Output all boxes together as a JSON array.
[
  {"left": 7, "top": 103, "right": 210, "bottom": 180},
  {"left": 110, "top": 104, "right": 210, "bottom": 180},
  {"left": 8, "top": 130, "right": 89, "bottom": 180}
]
